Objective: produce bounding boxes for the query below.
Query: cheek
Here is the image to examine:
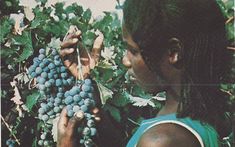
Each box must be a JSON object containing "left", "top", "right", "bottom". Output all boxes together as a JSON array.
[{"left": 132, "top": 57, "right": 165, "bottom": 92}]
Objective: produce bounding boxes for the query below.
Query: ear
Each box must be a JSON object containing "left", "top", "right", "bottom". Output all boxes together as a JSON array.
[{"left": 167, "top": 38, "right": 183, "bottom": 69}]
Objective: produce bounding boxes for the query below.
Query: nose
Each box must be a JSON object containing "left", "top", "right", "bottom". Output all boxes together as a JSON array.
[{"left": 122, "top": 52, "right": 132, "bottom": 68}]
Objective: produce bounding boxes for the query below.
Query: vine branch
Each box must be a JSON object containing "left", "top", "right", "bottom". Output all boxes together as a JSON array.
[{"left": 1, "top": 114, "right": 21, "bottom": 145}]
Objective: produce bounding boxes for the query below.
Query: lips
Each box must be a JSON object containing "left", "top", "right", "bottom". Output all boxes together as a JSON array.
[{"left": 127, "top": 71, "right": 137, "bottom": 81}]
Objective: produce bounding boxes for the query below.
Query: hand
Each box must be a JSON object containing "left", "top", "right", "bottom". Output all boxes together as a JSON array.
[
  {"left": 57, "top": 108, "right": 101, "bottom": 147},
  {"left": 60, "top": 26, "right": 104, "bottom": 79},
  {"left": 57, "top": 108, "right": 83, "bottom": 147}
]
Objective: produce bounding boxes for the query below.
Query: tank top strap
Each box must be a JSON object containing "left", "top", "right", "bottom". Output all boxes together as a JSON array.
[{"left": 126, "top": 113, "right": 219, "bottom": 147}]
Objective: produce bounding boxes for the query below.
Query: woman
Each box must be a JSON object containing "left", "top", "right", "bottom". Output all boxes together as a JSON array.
[{"left": 57, "top": 0, "right": 233, "bottom": 146}]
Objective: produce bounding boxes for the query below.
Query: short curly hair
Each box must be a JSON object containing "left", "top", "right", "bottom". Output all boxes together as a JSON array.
[{"left": 123, "top": 0, "right": 233, "bottom": 138}]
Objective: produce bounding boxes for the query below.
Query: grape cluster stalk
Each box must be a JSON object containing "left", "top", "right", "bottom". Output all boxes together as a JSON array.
[{"left": 28, "top": 48, "right": 97, "bottom": 147}]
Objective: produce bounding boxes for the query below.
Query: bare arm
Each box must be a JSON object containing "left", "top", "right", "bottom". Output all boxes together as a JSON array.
[{"left": 137, "top": 123, "right": 201, "bottom": 147}]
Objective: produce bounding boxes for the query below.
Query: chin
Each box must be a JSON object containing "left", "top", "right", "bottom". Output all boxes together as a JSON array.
[{"left": 139, "top": 84, "right": 165, "bottom": 94}]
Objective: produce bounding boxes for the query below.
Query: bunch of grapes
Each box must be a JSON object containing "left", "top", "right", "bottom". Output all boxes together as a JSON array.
[
  {"left": 6, "top": 139, "right": 16, "bottom": 147},
  {"left": 28, "top": 48, "right": 97, "bottom": 147}
]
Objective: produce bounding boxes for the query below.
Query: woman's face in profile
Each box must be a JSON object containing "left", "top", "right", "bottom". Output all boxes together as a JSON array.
[{"left": 122, "top": 25, "right": 167, "bottom": 93}]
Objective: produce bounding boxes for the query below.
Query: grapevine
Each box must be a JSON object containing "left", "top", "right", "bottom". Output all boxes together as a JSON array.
[{"left": 27, "top": 46, "right": 98, "bottom": 146}]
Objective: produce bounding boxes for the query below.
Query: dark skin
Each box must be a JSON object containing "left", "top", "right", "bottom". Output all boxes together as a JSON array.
[{"left": 57, "top": 25, "right": 201, "bottom": 147}]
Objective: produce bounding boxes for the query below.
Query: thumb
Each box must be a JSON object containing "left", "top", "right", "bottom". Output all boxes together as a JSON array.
[{"left": 67, "top": 111, "right": 84, "bottom": 136}]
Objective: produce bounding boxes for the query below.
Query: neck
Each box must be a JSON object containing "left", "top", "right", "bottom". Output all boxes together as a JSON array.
[{"left": 157, "top": 86, "right": 180, "bottom": 116}]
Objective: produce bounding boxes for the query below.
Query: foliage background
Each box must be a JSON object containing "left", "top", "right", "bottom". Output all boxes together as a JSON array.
[{"left": 0, "top": 0, "right": 234, "bottom": 146}]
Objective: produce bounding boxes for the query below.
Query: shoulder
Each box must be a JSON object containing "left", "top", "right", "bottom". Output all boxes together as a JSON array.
[{"left": 137, "top": 123, "right": 201, "bottom": 147}]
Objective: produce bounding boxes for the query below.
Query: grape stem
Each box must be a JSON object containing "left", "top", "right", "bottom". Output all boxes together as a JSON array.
[{"left": 1, "top": 115, "right": 21, "bottom": 145}]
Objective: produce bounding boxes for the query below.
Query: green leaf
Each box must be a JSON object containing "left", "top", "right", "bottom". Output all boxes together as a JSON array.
[
  {"left": 0, "top": 17, "right": 12, "bottom": 43},
  {"left": 26, "top": 90, "right": 40, "bottom": 111},
  {"left": 96, "top": 81, "right": 113, "bottom": 105},
  {"left": 104, "top": 104, "right": 121, "bottom": 122},
  {"left": 111, "top": 91, "right": 130, "bottom": 107},
  {"left": 83, "top": 8, "right": 91, "bottom": 23}
]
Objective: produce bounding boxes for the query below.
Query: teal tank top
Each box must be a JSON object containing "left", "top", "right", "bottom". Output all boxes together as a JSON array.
[{"left": 127, "top": 113, "right": 219, "bottom": 147}]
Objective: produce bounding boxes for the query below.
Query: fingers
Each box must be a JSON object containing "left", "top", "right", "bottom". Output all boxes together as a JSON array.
[
  {"left": 67, "top": 111, "right": 84, "bottom": 136},
  {"left": 61, "top": 38, "right": 79, "bottom": 48},
  {"left": 91, "top": 33, "right": 104, "bottom": 65},
  {"left": 58, "top": 108, "right": 69, "bottom": 132},
  {"left": 93, "top": 33, "right": 104, "bottom": 49},
  {"left": 60, "top": 48, "right": 75, "bottom": 57},
  {"left": 92, "top": 107, "right": 101, "bottom": 122},
  {"left": 68, "top": 63, "right": 79, "bottom": 78}
]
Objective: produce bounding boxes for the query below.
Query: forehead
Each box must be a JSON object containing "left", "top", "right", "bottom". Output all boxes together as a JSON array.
[{"left": 122, "top": 24, "right": 139, "bottom": 49}]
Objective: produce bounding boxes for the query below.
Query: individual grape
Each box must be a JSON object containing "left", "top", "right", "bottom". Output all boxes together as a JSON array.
[
  {"left": 49, "top": 79, "right": 55, "bottom": 85},
  {"left": 73, "top": 95, "right": 81, "bottom": 102},
  {"left": 43, "top": 66, "right": 49, "bottom": 72},
  {"left": 80, "top": 91, "right": 87, "bottom": 98},
  {"left": 47, "top": 110, "right": 54, "bottom": 116},
  {"left": 41, "top": 72, "right": 47, "bottom": 78},
  {"left": 83, "top": 127, "right": 91, "bottom": 136},
  {"left": 42, "top": 114, "right": 49, "bottom": 122},
  {"left": 57, "top": 93, "right": 63, "bottom": 98},
  {"left": 38, "top": 140, "right": 44, "bottom": 146},
  {"left": 79, "top": 99, "right": 85, "bottom": 105},
  {"left": 43, "top": 140, "right": 49, "bottom": 146},
  {"left": 45, "top": 81, "right": 51, "bottom": 88},
  {"left": 65, "top": 96, "right": 73, "bottom": 105},
  {"left": 38, "top": 54, "right": 45, "bottom": 60},
  {"left": 84, "top": 79, "right": 92, "bottom": 85},
  {"left": 40, "top": 133, "right": 46, "bottom": 140},
  {"left": 30, "top": 72, "right": 37, "bottom": 78},
  {"left": 67, "top": 78, "right": 73, "bottom": 85},
  {"left": 38, "top": 77, "right": 46, "bottom": 84},
  {"left": 84, "top": 139, "right": 94, "bottom": 147},
  {"left": 87, "top": 119, "right": 95, "bottom": 127},
  {"left": 39, "top": 48, "right": 46, "bottom": 54},
  {"left": 38, "top": 108, "right": 45, "bottom": 114},
  {"left": 80, "top": 105, "right": 88, "bottom": 112},
  {"left": 42, "top": 58, "right": 50, "bottom": 65},
  {"left": 47, "top": 72, "right": 53, "bottom": 79},
  {"left": 80, "top": 139, "right": 85, "bottom": 144},
  {"left": 84, "top": 99, "right": 92, "bottom": 107},
  {"left": 90, "top": 128, "right": 97, "bottom": 136},
  {"left": 55, "top": 79, "right": 62, "bottom": 86},
  {"left": 82, "top": 84, "right": 91, "bottom": 92},
  {"left": 28, "top": 65, "right": 36, "bottom": 73},
  {"left": 51, "top": 49, "right": 57, "bottom": 55},
  {"left": 54, "top": 106, "right": 60, "bottom": 113},
  {"left": 47, "top": 102, "right": 54, "bottom": 107},
  {"left": 39, "top": 62, "right": 46, "bottom": 68},
  {"left": 54, "top": 74, "right": 59, "bottom": 79},
  {"left": 64, "top": 91, "right": 70, "bottom": 97},
  {"left": 69, "top": 87, "right": 77, "bottom": 96},
  {"left": 58, "top": 87, "right": 63, "bottom": 92},
  {"left": 66, "top": 105, "right": 73, "bottom": 111},
  {"left": 72, "top": 105, "right": 80, "bottom": 112},
  {"left": 48, "top": 63, "right": 55, "bottom": 69},
  {"left": 35, "top": 67, "right": 43, "bottom": 74},
  {"left": 54, "top": 60, "right": 61, "bottom": 66},
  {"left": 54, "top": 97, "right": 61, "bottom": 104},
  {"left": 61, "top": 72, "right": 68, "bottom": 78},
  {"left": 67, "top": 109, "right": 74, "bottom": 117},
  {"left": 60, "top": 66, "right": 66, "bottom": 72},
  {"left": 38, "top": 84, "right": 46, "bottom": 91},
  {"left": 87, "top": 93, "right": 93, "bottom": 98},
  {"left": 33, "top": 57, "right": 39, "bottom": 63}
]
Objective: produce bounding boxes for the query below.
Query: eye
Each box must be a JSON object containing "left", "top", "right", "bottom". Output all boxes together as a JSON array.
[
  {"left": 128, "top": 47, "right": 139, "bottom": 55},
  {"left": 126, "top": 44, "right": 140, "bottom": 55}
]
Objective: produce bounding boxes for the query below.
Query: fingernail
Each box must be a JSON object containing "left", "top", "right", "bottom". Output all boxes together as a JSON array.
[
  {"left": 94, "top": 117, "right": 101, "bottom": 122},
  {"left": 72, "top": 38, "right": 78, "bottom": 43},
  {"left": 75, "top": 111, "right": 84, "bottom": 120},
  {"left": 76, "top": 30, "right": 81, "bottom": 35},
  {"left": 69, "top": 48, "right": 74, "bottom": 52}
]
